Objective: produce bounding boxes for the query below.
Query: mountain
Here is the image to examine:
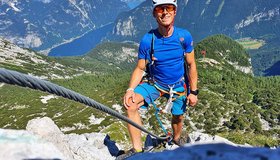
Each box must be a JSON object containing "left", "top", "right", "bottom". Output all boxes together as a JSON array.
[
  {"left": 2, "top": 0, "right": 278, "bottom": 76},
  {"left": 121, "top": 0, "right": 145, "bottom": 9},
  {"left": 264, "top": 61, "right": 280, "bottom": 76},
  {"left": 0, "top": 35, "right": 279, "bottom": 147},
  {"left": 48, "top": 23, "right": 114, "bottom": 56},
  {"left": 110, "top": 0, "right": 280, "bottom": 42},
  {"left": 108, "top": 0, "right": 280, "bottom": 76},
  {"left": 0, "top": 37, "right": 89, "bottom": 79},
  {"left": 0, "top": 37, "right": 137, "bottom": 143},
  {"left": 0, "top": 0, "right": 129, "bottom": 51},
  {"left": 83, "top": 41, "right": 138, "bottom": 70},
  {"left": 47, "top": 0, "right": 280, "bottom": 62},
  {"left": 192, "top": 35, "right": 279, "bottom": 137},
  {"left": 248, "top": 36, "right": 280, "bottom": 76}
]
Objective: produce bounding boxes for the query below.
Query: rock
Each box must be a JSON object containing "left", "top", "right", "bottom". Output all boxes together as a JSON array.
[
  {"left": 0, "top": 117, "right": 114, "bottom": 160},
  {"left": 189, "top": 131, "right": 241, "bottom": 146},
  {"left": 66, "top": 133, "right": 114, "bottom": 160},
  {"left": 26, "top": 117, "right": 74, "bottom": 160},
  {"left": 0, "top": 129, "right": 65, "bottom": 160},
  {"left": 1, "top": 117, "right": 279, "bottom": 160},
  {"left": 25, "top": 117, "right": 114, "bottom": 160}
]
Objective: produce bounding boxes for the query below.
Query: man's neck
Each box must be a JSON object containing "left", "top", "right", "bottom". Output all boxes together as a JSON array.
[{"left": 158, "top": 25, "right": 174, "bottom": 37}]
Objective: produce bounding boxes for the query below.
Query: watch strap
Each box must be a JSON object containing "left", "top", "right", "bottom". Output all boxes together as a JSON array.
[{"left": 190, "top": 89, "right": 199, "bottom": 95}]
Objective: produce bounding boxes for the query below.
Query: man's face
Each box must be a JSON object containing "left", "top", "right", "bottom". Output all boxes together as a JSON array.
[{"left": 153, "top": 4, "right": 176, "bottom": 27}]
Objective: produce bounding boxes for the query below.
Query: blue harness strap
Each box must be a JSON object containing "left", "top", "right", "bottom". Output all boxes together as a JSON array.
[{"left": 177, "top": 31, "right": 191, "bottom": 95}]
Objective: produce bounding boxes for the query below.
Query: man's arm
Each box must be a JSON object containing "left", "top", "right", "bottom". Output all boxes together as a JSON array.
[
  {"left": 123, "top": 59, "right": 146, "bottom": 108},
  {"left": 128, "top": 59, "right": 146, "bottom": 89},
  {"left": 186, "top": 50, "right": 198, "bottom": 91},
  {"left": 185, "top": 50, "right": 198, "bottom": 106}
]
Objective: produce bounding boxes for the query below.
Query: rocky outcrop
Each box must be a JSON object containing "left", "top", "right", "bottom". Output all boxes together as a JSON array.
[
  {"left": 0, "top": 129, "right": 66, "bottom": 160},
  {"left": 0, "top": 117, "right": 279, "bottom": 160},
  {"left": 0, "top": 117, "right": 115, "bottom": 160}
]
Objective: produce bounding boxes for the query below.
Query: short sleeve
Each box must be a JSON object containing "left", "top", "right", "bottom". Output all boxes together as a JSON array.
[
  {"left": 138, "top": 33, "right": 152, "bottom": 61},
  {"left": 184, "top": 31, "right": 194, "bottom": 53}
]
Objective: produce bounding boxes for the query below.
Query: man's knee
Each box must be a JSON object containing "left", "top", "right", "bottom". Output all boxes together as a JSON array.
[
  {"left": 172, "top": 115, "right": 184, "bottom": 123},
  {"left": 125, "top": 99, "right": 138, "bottom": 112},
  {"left": 125, "top": 95, "right": 144, "bottom": 113}
]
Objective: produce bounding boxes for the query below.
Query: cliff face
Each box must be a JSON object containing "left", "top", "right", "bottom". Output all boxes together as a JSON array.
[{"left": 0, "top": 0, "right": 129, "bottom": 50}]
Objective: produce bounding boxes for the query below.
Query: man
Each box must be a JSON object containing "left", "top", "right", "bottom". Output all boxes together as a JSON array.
[{"left": 122, "top": 0, "right": 198, "bottom": 157}]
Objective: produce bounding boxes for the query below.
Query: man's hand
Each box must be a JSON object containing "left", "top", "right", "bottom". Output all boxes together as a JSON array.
[
  {"left": 123, "top": 90, "right": 135, "bottom": 109},
  {"left": 187, "top": 94, "right": 198, "bottom": 107}
]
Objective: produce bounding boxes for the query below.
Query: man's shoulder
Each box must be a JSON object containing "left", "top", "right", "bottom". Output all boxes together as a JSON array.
[
  {"left": 139, "top": 30, "right": 154, "bottom": 49},
  {"left": 175, "top": 27, "right": 192, "bottom": 37},
  {"left": 143, "top": 29, "right": 154, "bottom": 40}
]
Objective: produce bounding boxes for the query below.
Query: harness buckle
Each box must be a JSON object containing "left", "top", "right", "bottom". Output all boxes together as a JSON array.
[{"left": 162, "top": 85, "right": 175, "bottom": 113}]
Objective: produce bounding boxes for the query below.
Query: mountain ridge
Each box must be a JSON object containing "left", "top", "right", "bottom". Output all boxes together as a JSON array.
[
  {"left": 0, "top": 0, "right": 129, "bottom": 51},
  {"left": 0, "top": 34, "right": 279, "bottom": 147},
  {"left": 109, "top": 0, "right": 280, "bottom": 42},
  {"left": 1, "top": 0, "right": 279, "bottom": 76},
  {"left": 108, "top": 0, "right": 280, "bottom": 76}
]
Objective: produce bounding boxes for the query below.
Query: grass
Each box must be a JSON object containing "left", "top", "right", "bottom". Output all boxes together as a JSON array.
[
  {"left": 236, "top": 38, "right": 265, "bottom": 50},
  {"left": 1, "top": 36, "right": 279, "bottom": 147},
  {"left": 218, "top": 131, "right": 279, "bottom": 147},
  {"left": 101, "top": 121, "right": 129, "bottom": 145}
]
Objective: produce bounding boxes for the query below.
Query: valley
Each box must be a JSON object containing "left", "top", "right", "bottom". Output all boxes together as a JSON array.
[{"left": 0, "top": 35, "right": 279, "bottom": 147}]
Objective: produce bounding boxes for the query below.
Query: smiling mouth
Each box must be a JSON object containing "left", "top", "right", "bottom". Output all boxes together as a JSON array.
[{"left": 161, "top": 16, "right": 170, "bottom": 20}]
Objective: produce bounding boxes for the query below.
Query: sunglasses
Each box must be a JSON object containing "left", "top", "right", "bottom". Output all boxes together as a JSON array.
[{"left": 154, "top": 5, "right": 175, "bottom": 14}]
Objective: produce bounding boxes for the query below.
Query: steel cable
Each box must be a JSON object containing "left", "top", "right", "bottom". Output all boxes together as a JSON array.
[{"left": 0, "top": 68, "right": 169, "bottom": 140}]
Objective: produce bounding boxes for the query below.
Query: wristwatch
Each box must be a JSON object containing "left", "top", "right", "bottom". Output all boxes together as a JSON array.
[{"left": 190, "top": 89, "right": 199, "bottom": 96}]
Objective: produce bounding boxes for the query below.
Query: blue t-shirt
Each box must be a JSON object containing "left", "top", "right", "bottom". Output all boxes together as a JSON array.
[{"left": 138, "top": 27, "right": 194, "bottom": 85}]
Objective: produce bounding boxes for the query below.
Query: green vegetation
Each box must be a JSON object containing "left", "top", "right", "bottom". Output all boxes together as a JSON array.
[
  {"left": 236, "top": 38, "right": 265, "bottom": 50},
  {"left": 189, "top": 35, "right": 279, "bottom": 146},
  {"left": 219, "top": 132, "right": 279, "bottom": 147},
  {"left": 0, "top": 36, "right": 279, "bottom": 147},
  {"left": 0, "top": 71, "right": 129, "bottom": 136},
  {"left": 195, "top": 34, "right": 251, "bottom": 67}
]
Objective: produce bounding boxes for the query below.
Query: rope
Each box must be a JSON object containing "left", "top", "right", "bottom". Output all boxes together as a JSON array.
[
  {"left": 138, "top": 84, "right": 168, "bottom": 135},
  {"left": 154, "top": 105, "right": 168, "bottom": 135},
  {"left": 0, "top": 68, "right": 169, "bottom": 140}
]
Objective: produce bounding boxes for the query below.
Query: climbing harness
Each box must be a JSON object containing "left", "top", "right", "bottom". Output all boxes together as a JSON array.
[
  {"left": 139, "top": 81, "right": 188, "bottom": 144},
  {"left": 142, "top": 30, "right": 156, "bottom": 85},
  {"left": 162, "top": 84, "right": 174, "bottom": 113}
]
